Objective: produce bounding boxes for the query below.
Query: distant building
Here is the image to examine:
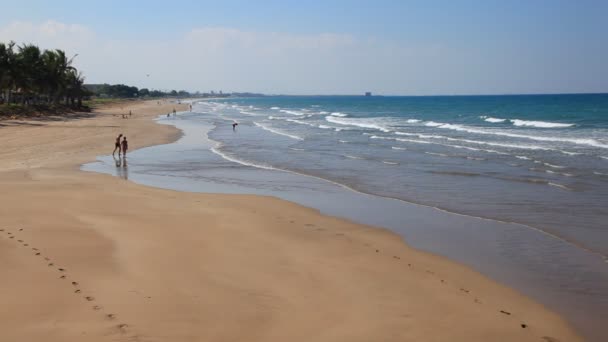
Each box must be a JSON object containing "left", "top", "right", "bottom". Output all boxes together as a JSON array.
[{"left": 365, "top": 92, "right": 372, "bottom": 97}]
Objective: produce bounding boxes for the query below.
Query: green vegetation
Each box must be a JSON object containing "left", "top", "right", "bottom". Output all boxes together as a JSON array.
[
  {"left": 85, "top": 83, "right": 197, "bottom": 99},
  {"left": 0, "top": 41, "right": 89, "bottom": 108}
]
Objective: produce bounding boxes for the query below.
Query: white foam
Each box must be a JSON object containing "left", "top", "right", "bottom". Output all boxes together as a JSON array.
[
  {"left": 330, "top": 112, "right": 348, "bottom": 117},
  {"left": 483, "top": 117, "right": 507, "bottom": 123},
  {"left": 511, "top": 119, "right": 574, "bottom": 128},
  {"left": 254, "top": 122, "right": 303, "bottom": 140},
  {"left": 424, "top": 121, "right": 443, "bottom": 127},
  {"left": 406, "top": 119, "right": 422, "bottom": 123},
  {"left": 326, "top": 116, "right": 391, "bottom": 132},
  {"left": 548, "top": 182, "right": 572, "bottom": 191},
  {"left": 239, "top": 111, "right": 257, "bottom": 116},
  {"left": 425, "top": 152, "right": 448, "bottom": 157},
  {"left": 391, "top": 146, "right": 407, "bottom": 150},
  {"left": 338, "top": 140, "right": 349, "bottom": 143},
  {"left": 344, "top": 155, "right": 364, "bottom": 160},
  {"left": 516, "top": 156, "right": 532, "bottom": 160},
  {"left": 211, "top": 145, "right": 276, "bottom": 170},
  {"left": 318, "top": 125, "right": 332, "bottom": 129},
  {"left": 382, "top": 161, "right": 399, "bottom": 165},
  {"left": 428, "top": 122, "right": 608, "bottom": 149},
  {"left": 271, "top": 107, "right": 280, "bottom": 110},
  {"left": 279, "top": 109, "right": 304, "bottom": 116},
  {"left": 594, "top": 171, "right": 608, "bottom": 176},
  {"left": 544, "top": 163, "right": 566, "bottom": 169}
]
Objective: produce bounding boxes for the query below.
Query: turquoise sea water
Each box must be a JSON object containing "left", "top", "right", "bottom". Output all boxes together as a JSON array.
[{"left": 205, "top": 94, "right": 608, "bottom": 256}]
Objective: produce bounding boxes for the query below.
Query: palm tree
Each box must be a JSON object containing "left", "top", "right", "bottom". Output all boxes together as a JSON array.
[{"left": 0, "top": 41, "right": 17, "bottom": 104}]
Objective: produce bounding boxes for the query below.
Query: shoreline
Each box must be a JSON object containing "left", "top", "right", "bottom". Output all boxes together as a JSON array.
[{"left": 0, "top": 100, "right": 582, "bottom": 341}]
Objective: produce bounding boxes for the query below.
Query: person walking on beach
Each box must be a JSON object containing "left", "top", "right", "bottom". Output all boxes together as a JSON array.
[
  {"left": 232, "top": 122, "right": 238, "bottom": 131},
  {"left": 113, "top": 134, "right": 123, "bottom": 156},
  {"left": 173, "top": 108, "right": 176, "bottom": 116},
  {"left": 121, "top": 136, "right": 129, "bottom": 156}
]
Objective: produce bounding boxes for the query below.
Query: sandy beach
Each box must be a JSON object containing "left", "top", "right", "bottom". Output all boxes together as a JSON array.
[{"left": 0, "top": 100, "right": 581, "bottom": 342}]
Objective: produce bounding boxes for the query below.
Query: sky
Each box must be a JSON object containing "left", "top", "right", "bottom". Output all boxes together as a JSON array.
[{"left": 0, "top": 0, "right": 607, "bottom": 95}]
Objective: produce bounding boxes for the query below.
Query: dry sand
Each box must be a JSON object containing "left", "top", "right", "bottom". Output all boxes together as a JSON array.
[{"left": 0, "top": 100, "right": 581, "bottom": 342}]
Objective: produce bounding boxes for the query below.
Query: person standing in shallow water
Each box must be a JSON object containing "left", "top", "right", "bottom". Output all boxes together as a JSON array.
[
  {"left": 121, "top": 136, "right": 129, "bottom": 157},
  {"left": 113, "top": 134, "right": 123, "bottom": 156},
  {"left": 232, "top": 122, "right": 238, "bottom": 131}
]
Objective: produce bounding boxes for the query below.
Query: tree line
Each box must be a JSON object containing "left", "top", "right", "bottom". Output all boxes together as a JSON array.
[
  {"left": 0, "top": 41, "right": 88, "bottom": 107},
  {"left": 87, "top": 83, "right": 195, "bottom": 99}
]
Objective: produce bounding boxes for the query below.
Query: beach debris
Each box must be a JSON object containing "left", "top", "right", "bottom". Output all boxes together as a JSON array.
[{"left": 499, "top": 310, "right": 511, "bottom": 315}]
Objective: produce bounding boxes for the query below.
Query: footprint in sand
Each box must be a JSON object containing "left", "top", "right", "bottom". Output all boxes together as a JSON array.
[
  {"left": 58, "top": 268, "right": 65, "bottom": 272},
  {"left": 48, "top": 263, "right": 54, "bottom": 267},
  {"left": 499, "top": 310, "right": 511, "bottom": 315},
  {"left": 35, "top": 252, "right": 41, "bottom": 256},
  {"left": 92, "top": 305, "right": 101, "bottom": 311},
  {"left": 85, "top": 296, "right": 95, "bottom": 301},
  {"left": 59, "top": 275, "right": 66, "bottom": 279},
  {"left": 106, "top": 314, "right": 115, "bottom": 319},
  {"left": 72, "top": 281, "right": 78, "bottom": 286},
  {"left": 74, "top": 289, "right": 81, "bottom": 294}
]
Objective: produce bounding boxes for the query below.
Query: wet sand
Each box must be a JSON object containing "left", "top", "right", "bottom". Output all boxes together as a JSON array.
[{"left": 0, "top": 100, "right": 581, "bottom": 341}]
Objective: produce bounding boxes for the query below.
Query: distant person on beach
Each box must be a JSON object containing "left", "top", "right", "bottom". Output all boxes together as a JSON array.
[
  {"left": 129, "top": 110, "right": 132, "bottom": 117},
  {"left": 113, "top": 134, "right": 123, "bottom": 156},
  {"left": 121, "top": 137, "right": 129, "bottom": 156},
  {"left": 232, "top": 122, "right": 238, "bottom": 131},
  {"left": 173, "top": 108, "right": 176, "bottom": 116}
]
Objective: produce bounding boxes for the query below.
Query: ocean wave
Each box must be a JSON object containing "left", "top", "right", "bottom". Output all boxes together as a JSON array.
[
  {"left": 406, "top": 119, "right": 422, "bottom": 123},
  {"left": 511, "top": 119, "right": 574, "bottom": 128},
  {"left": 424, "top": 121, "right": 443, "bottom": 127},
  {"left": 239, "top": 111, "right": 257, "bottom": 116},
  {"left": 285, "top": 118, "right": 316, "bottom": 127},
  {"left": 391, "top": 146, "right": 407, "bottom": 150},
  {"left": 426, "top": 122, "right": 608, "bottom": 149},
  {"left": 425, "top": 152, "right": 449, "bottom": 157},
  {"left": 210, "top": 145, "right": 277, "bottom": 171},
  {"left": 382, "top": 161, "right": 399, "bottom": 165},
  {"left": 548, "top": 182, "right": 572, "bottom": 191},
  {"left": 254, "top": 122, "right": 304, "bottom": 140},
  {"left": 543, "top": 163, "right": 566, "bottom": 169},
  {"left": 594, "top": 171, "right": 608, "bottom": 176},
  {"left": 279, "top": 109, "right": 304, "bottom": 116},
  {"left": 516, "top": 155, "right": 532, "bottom": 160},
  {"left": 344, "top": 155, "right": 364, "bottom": 160},
  {"left": 326, "top": 116, "right": 391, "bottom": 132},
  {"left": 338, "top": 140, "right": 349, "bottom": 143},
  {"left": 330, "top": 112, "right": 348, "bottom": 117},
  {"left": 480, "top": 116, "right": 507, "bottom": 123},
  {"left": 395, "top": 130, "right": 550, "bottom": 150},
  {"left": 271, "top": 107, "right": 280, "bottom": 110},
  {"left": 318, "top": 125, "right": 332, "bottom": 129}
]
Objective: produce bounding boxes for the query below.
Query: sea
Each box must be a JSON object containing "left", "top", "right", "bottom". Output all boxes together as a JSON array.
[{"left": 83, "top": 94, "right": 608, "bottom": 341}]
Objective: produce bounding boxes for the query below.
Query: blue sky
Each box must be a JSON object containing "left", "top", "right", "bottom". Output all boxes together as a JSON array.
[{"left": 1, "top": 0, "right": 607, "bottom": 95}]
